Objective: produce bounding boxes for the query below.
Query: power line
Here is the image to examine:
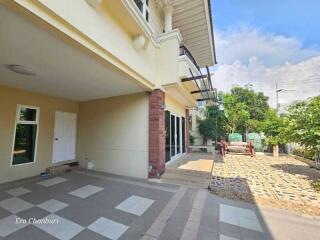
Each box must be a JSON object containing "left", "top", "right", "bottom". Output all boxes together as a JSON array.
[
  {"left": 248, "top": 77, "right": 320, "bottom": 85},
  {"left": 251, "top": 80, "right": 320, "bottom": 86}
]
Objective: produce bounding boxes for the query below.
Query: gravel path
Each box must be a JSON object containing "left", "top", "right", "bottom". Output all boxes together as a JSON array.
[{"left": 210, "top": 153, "right": 320, "bottom": 216}]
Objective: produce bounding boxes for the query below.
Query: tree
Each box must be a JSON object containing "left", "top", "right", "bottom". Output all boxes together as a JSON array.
[
  {"left": 198, "top": 96, "right": 227, "bottom": 145},
  {"left": 221, "top": 87, "right": 269, "bottom": 134},
  {"left": 284, "top": 96, "right": 320, "bottom": 153},
  {"left": 230, "top": 87, "right": 269, "bottom": 121},
  {"left": 260, "top": 109, "right": 286, "bottom": 157},
  {"left": 198, "top": 118, "right": 216, "bottom": 145},
  {"left": 222, "top": 93, "right": 250, "bottom": 134}
]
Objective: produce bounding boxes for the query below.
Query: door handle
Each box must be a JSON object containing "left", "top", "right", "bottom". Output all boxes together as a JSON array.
[{"left": 54, "top": 138, "right": 58, "bottom": 141}]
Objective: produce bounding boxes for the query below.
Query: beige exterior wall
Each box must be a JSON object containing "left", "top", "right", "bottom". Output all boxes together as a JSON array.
[
  {"left": 165, "top": 94, "right": 185, "bottom": 117},
  {"left": 35, "top": 0, "right": 159, "bottom": 87},
  {"left": 0, "top": 85, "right": 78, "bottom": 184},
  {"left": 77, "top": 92, "right": 149, "bottom": 179},
  {"left": 148, "top": 0, "right": 164, "bottom": 34}
]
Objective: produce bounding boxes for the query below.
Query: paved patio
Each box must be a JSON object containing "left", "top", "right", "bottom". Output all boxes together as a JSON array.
[
  {"left": 210, "top": 153, "right": 320, "bottom": 216},
  {"left": 0, "top": 169, "right": 319, "bottom": 240}
]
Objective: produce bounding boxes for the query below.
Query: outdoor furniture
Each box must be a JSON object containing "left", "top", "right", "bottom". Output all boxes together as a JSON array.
[
  {"left": 220, "top": 140, "right": 255, "bottom": 157},
  {"left": 189, "top": 145, "right": 213, "bottom": 153}
]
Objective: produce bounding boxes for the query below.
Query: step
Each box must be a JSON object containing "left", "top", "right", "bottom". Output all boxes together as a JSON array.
[
  {"left": 162, "top": 173, "right": 211, "bottom": 181},
  {"left": 160, "top": 178, "right": 210, "bottom": 188},
  {"left": 164, "top": 168, "right": 212, "bottom": 178}
]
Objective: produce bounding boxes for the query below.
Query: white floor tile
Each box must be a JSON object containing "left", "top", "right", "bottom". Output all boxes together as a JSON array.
[
  {"left": 0, "top": 197, "right": 33, "bottom": 214},
  {"left": 34, "top": 214, "right": 84, "bottom": 240},
  {"left": 37, "top": 177, "right": 67, "bottom": 187},
  {"left": 88, "top": 217, "right": 129, "bottom": 240},
  {"left": 69, "top": 185, "right": 103, "bottom": 199},
  {"left": 0, "top": 215, "right": 29, "bottom": 237},
  {"left": 37, "top": 199, "right": 69, "bottom": 213},
  {"left": 219, "top": 204, "right": 263, "bottom": 232},
  {"left": 116, "top": 195, "right": 154, "bottom": 216},
  {"left": 239, "top": 217, "right": 263, "bottom": 232},
  {"left": 5, "top": 187, "right": 31, "bottom": 197},
  {"left": 220, "top": 234, "right": 239, "bottom": 240}
]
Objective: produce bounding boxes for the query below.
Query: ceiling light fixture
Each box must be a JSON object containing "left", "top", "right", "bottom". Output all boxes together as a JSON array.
[{"left": 7, "top": 64, "right": 37, "bottom": 76}]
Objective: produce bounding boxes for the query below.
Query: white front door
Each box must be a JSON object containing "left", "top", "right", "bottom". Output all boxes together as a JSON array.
[{"left": 52, "top": 111, "right": 77, "bottom": 164}]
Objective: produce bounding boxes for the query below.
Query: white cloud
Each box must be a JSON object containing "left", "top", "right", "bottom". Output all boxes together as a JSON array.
[
  {"left": 215, "top": 26, "right": 320, "bottom": 66},
  {"left": 211, "top": 26, "right": 320, "bottom": 109}
]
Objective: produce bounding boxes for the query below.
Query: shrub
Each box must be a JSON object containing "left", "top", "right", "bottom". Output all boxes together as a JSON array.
[
  {"left": 311, "top": 180, "right": 320, "bottom": 192},
  {"left": 189, "top": 134, "right": 195, "bottom": 145},
  {"left": 293, "top": 147, "right": 315, "bottom": 160}
]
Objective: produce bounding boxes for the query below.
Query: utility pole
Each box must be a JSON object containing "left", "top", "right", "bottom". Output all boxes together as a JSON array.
[
  {"left": 276, "top": 82, "right": 279, "bottom": 112},
  {"left": 276, "top": 83, "right": 295, "bottom": 113}
]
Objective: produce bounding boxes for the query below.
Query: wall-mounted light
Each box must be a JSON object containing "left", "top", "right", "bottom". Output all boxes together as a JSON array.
[
  {"left": 132, "top": 35, "right": 146, "bottom": 51},
  {"left": 7, "top": 64, "right": 36, "bottom": 76},
  {"left": 85, "top": 0, "right": 102, "bottom": 8},
  {"left": 160, "top": 104, "right": 166, "bottom": 110}
]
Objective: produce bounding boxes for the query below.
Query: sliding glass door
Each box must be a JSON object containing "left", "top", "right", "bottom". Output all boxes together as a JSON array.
[
  {"left": 182, "top": 117, "right": 186, "bottom": 153},
  {"left": 165, "top": 111, "right": 186, "bottom": 162}
]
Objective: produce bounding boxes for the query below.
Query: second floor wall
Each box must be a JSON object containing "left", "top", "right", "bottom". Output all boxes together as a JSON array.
[{"left": 5, "top": 0, "right": 215, "bottom": 102}]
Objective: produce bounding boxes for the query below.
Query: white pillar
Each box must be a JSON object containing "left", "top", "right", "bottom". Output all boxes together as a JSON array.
[{"left": 163, "top": 4, "right": 173, "bottom": 32}]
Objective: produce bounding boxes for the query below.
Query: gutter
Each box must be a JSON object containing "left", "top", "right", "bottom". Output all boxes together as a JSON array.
[{"left": 207, "top": 0, "right": 218, "bottom": 65}]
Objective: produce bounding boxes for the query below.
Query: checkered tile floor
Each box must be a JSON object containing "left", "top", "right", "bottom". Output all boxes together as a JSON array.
[{"left": 0, "top": 173, "right": 173, "bottom": 240}]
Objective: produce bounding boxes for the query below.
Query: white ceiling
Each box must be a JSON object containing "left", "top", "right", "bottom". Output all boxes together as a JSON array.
[
  {"left": 172, "top": 0, "right": 216, "bottom": 67},
  {"left": 0, "top": 4, "right": 147, "bottom": 102}
]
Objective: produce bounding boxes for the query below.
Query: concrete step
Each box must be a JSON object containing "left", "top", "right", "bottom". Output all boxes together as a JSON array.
[
  {"left": 160, "top": 177, "right": 210, "bottom": 188},
  {"left": 161, "top": 169, "right": 211, "bottom": 188},
  {"left": 162, "top": 172, "right": 210, "bottom": 182},
  {"left": 164, "top": 168, "right": 212, "bottom": 178}
]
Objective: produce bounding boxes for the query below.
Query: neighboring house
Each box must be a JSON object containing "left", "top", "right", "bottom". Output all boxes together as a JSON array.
[
  {"left": 190, "top": 109, "right": 204, "bottom": 146},
  {"left": 189, "top": 107, "right": 214, "bottom": 152},
  {"left": 0, "top": 0, "right": 216, "bottom": 183}
]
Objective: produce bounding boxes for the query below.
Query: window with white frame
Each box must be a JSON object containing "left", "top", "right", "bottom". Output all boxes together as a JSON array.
[
  {"left": 12, "top": 105, "right": 39, "bottom": 166},
  {"left": 134, "top": 0, "right": 150, "bottom": 22}
]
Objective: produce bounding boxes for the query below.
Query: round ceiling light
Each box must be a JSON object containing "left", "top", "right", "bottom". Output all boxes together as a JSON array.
[{"left": 7, "top": 64, "right": 36, "bottom": 76}]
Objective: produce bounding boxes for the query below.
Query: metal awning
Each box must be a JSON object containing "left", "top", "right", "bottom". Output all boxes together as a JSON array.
[{"left": 181, "top": 66, "right": 217, "bottom": 102}]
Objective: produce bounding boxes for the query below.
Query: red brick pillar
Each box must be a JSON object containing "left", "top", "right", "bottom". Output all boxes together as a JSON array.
[
  {"left": 185, "top": 109, "right": 190, "bottom": 153},
  {"left": 149, "top": 89, "right": 165, "bottom": 178}
]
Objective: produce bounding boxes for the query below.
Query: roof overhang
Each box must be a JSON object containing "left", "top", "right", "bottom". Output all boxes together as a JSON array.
[
  {"left": 163, "top": 83, "right": 197, "bottom": 107},
  {"left": 171, "top": 0, "right": 217, "bottom": 67}
]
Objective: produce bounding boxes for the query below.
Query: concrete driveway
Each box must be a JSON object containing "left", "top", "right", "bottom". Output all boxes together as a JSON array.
[{"left": 0, "top": 169, "right": 319, "bottom": 240}]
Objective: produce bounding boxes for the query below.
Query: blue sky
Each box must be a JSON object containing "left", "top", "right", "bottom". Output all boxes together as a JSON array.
[
  {"left": 212, "top": 0, "right": 320, "bottom": 48},
  {"left": 210, "top": 0, "right": 320, "bottom": 108}
]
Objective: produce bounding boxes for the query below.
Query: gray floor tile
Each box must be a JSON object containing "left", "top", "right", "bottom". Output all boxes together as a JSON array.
[
  {"left": 197, "top": 228, "right": 219, "bottom": 240},
  {"left": 5, "top": 187, "right": 31, "bottom": 197},
  {"left": 220, "top": 234, "right": 239, "bottom": 240},
  {"left": 37, "top": 177, "right": 67, "bottom": 187},
  {"left": 69, "top": 185, "right": 103, "bottom": 199},
  {"left": 72, "top": 229, "right": 108, "bottom": 240},
  {"left": 37, "top": 199, "right": 69, "bottom": 213},
  {"left": 0, "top": 207, "right": 11, "bottom": 219},
  {"left": 3, "top": 225, "right": 57, "bottom": 240},
  {"left": 0, "top": 197, "right": 33, "bottom": 214},
  {"left": 239, "top": 227, "right": 267, "bottom": 240},
  {"left": 219, "top": 222, "right": 241, "bottom": 239},
  {"left": 116, "top": 195, "right": 154, "bottom": 216},
  {"left": 34, "top": 214, "right": 84, "bottom": 240},
  {"left": 0, "top": 215, "right": 28, "bottom": 237},
  {"left": 87, "top": 217, "right": 129, "bottom": 240},
  {"left": 16, "top": 207, "right": 49, "bottom": 221},
  {"left": 0, "top": 192, "right": 11, "bottom": 201}
]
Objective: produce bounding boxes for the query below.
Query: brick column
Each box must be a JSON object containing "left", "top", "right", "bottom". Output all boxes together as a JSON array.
[
  {"left": 149, "top": 89, "right": 165, "bottom": 178},
  {"left": 185, "top": 109, "right": 190, "bottom": 153}
]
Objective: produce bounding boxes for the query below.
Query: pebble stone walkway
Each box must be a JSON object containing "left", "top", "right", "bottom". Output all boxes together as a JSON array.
[{"left": 210, "top": 154, "right": 320, "bottom": 215}]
